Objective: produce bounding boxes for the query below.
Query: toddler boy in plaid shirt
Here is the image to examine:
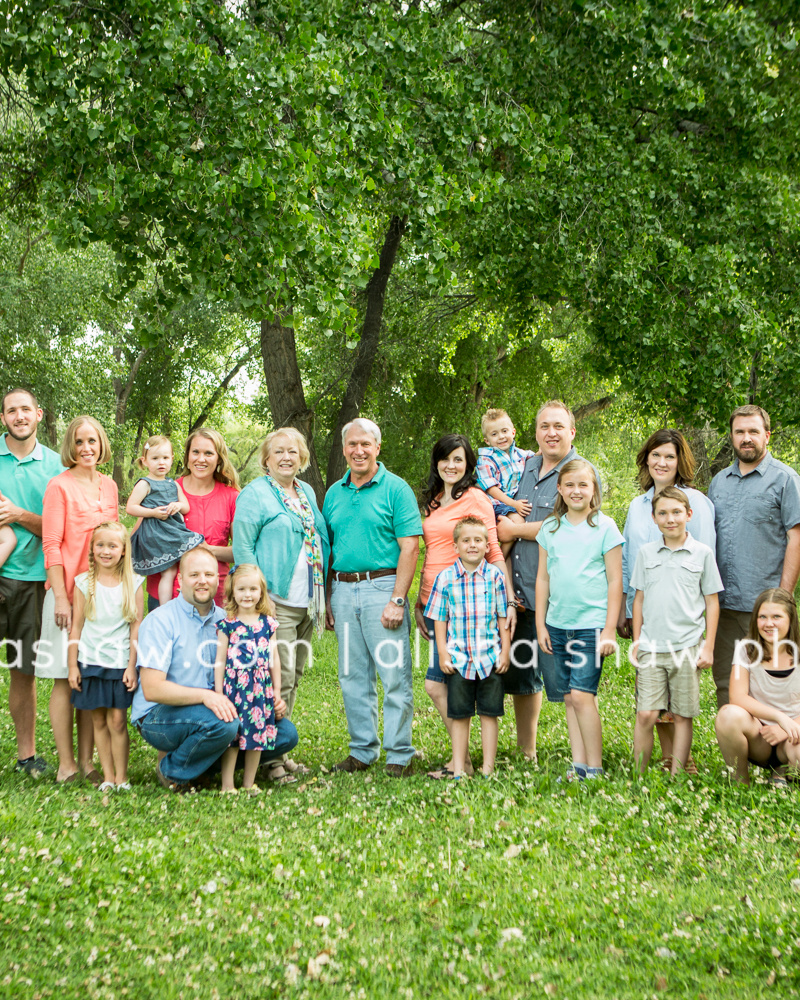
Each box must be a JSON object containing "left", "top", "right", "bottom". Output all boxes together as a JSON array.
[
  {"left": 424, "top": 516, "right": 510, "bottom": 778},
  {"left": 476, "top": 408, "right": 535, "bottom": 556}
]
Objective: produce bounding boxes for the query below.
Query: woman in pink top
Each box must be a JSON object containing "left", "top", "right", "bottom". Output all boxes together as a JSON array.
[
  {"left": 414, "top": 434, "right": 517, "bottom": 778},
  {"left": 144, "top": 428, "right": 239, "bottom": 610},
  {"left": 37, "top": 416, "right": 119, "bottom": 782}
]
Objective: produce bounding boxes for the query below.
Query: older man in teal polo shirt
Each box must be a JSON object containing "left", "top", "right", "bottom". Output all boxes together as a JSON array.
[
  {"left": 0, "top": 388, "right": 64, "bottom": 776},
  {"left": 323, "top": 418, "right": 422, "bottom": 776}
]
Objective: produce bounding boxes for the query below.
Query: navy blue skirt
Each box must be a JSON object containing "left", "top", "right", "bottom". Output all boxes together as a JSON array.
[{"left": 70, "top": 663, "right": 134, "bottom": 711}]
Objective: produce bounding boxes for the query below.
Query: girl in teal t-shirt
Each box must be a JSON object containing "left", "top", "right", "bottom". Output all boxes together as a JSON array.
[{"left": 535, "top": 460, "right": 624, "bottom": 781}]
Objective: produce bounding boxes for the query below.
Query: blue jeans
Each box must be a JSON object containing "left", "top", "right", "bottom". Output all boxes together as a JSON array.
[
  {"left": 424, "top": 614, "right": 448, "bottom": 684},
  {"left": 330, "top": 575, "right": 415, "bottom": 766},
  {"left": 548, "top": 625, "right": 604, "bottom": 696},
  {"left": 503, "top": 608, "right": 562, "bottom": 703},
  {"left": 138, "top": 704, "right": 299, "bottom": 783},
  {"left": 138, "top": 702, "right": 240, "bottom": 783}
]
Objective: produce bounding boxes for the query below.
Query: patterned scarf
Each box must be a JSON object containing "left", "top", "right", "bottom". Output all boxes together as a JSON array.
[{"left": 266, "top": 474, "right": 325, "bottom": 635}]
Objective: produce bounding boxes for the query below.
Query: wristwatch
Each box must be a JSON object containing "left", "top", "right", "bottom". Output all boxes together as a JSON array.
[{"left": 391, "top": 596, "right": 405, "bottom": 607}]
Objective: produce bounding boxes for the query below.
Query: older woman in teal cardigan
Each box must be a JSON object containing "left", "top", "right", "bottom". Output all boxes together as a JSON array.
[{"left": 232, "top": 427, "right": 329, "bottom": 782}]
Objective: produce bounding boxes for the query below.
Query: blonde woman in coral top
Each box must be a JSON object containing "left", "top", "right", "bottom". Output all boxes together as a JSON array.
[
  {"left": 415, "top": 434, "right": 517, "bottom": 778},
  {"left": 37, "top": 416, "right": 119, "bottom": 782}
]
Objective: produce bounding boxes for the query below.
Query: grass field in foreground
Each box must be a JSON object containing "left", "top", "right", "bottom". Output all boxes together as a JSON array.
[{"left": 1, "top": 632, "right": 799, "bottom": 999}]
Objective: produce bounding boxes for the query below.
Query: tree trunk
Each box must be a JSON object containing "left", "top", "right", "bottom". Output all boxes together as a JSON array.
[
  {"left": 259, "top": 308, "right": 326, "bottom": 504},
  {"left": 112, "top": 345, "right": 148, "bottom": 490},
  {"left": 188, "top": 347, "right": 255, "bottom": 435},
  {"left": 326, "top": 215, "right": 407, "bottom": 487},
  {"left": 573, "top": 396, "right": 615, "bottom": 422}
]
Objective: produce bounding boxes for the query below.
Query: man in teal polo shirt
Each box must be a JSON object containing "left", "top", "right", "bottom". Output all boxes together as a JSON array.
[
  {"left": 0, "top": 389, "right": 64, "bottom": 776},
  {"left": 323, "top": 418, "right": 422, "bottom": 776}
]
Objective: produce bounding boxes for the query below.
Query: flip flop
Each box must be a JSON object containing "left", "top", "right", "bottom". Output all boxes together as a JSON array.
[
  {"left": 427, "top": 767, "right": 454, "bottom": 780},
  {"left": 56, "top": 772, "right": 79, "bottom": 784},
  {"left": 83, "top": 769, "right": 102, "bottom": 787},
  {"left": 284, "top": 760, "right": 311, "bottom": 775}
]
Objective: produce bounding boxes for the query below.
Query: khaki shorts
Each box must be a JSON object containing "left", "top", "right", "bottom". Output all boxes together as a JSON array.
[{"left": 636, "top": 643, "right": 701, "bottom": 718}]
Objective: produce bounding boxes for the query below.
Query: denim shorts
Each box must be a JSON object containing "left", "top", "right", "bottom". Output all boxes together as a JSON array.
[
  {"left": 447, "top": 670, "right": 505, "bottom": 719},
  {"left": 424, "top": 615, "right": 449, "bottom": 684},
  {"left": 548, "top": 625, "right": 604, "bottom": 696},
  {"left": 502, "top": 608, "right": 552, "bottom": 699},
  {"left": 493, "top": 502, "right": 517, "bottom": 519}
]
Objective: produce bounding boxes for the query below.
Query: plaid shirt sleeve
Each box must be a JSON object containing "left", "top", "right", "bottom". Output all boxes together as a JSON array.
[
  {"left": 423, "top": 570, "right": 450, "bottom": 621},
  {"left": 475, "top": 449, "right": 501, "bottom": 491}
]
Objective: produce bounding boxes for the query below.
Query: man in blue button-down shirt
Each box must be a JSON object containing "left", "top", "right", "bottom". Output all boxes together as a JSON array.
[
  {"left": 708, "top": 405, "right": 800, "bottom": 707},
  {"left": 133, "top": 545, "right": 298, "bottom": 789}
]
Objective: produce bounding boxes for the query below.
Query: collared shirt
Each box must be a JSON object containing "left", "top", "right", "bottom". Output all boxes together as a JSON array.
[
  {"left": 476, "top": 444, "right": 535, "bottom": 508},
  {"left": 510, "top": 447, "right": 601, "bottom": 608},
  {"left": 630, "top": 532, "right": 723, "bottom": 652},
  {"left": 708, "top": 452, "right": 800, "bottom": 611},
  {"left": 131, "top": 594, "right": 225, "bottom": 723},
  {"left": 322, "top": 462, "right": 422, "bottom": 574},
  {"left": 621, "top": 485, "right": 716, "bottom": 617},
  {"left": 0, "top": 435, "right": 64, "bottom": 581},
  {"left": 424, "top": 558, "right": 508, "bottom": 679}
]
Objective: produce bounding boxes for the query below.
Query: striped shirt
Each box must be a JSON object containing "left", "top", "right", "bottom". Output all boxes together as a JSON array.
[
  {"left": 424, "top": 559, "right": 508, "bottom": 680},
  {"left": 476, "top": 445, "right": 535, "bottom": 508}
]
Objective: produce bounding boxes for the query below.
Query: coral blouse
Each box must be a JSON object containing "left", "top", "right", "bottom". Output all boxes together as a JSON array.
[
  {"left": 41, "top": 470, "right": 119, "bottom": 602},
  {"left": 419, "top": 487, "right": 504, "bottom": 605}
]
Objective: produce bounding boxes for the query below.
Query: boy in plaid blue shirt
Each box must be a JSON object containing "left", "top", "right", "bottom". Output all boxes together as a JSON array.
[
  {"left": 476, "top": 408, "right": 535, "bottom": 556},
  {"left": 424, "top": 516, "right": 510, "bottom": 778}
]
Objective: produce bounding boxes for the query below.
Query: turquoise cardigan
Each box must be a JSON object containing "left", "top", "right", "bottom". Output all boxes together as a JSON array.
[{"left": 232, "top": 476, "right": 330, "bottom": 601}]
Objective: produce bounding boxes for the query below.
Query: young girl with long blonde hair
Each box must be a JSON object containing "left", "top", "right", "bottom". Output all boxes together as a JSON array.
[
  {"left": 68, "top": 522, "right": 144, "bottom": 790},
  {"left": 214, "top": 564, "right": 285, "bottom": 793},
  {"left": 535, "top": 460, "right": 624, "bottom": 780}
]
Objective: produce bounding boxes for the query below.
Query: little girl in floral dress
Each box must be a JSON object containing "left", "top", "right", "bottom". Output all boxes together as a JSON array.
[{"left": 214, "top": 563, "right": 285, "bottom": 792}]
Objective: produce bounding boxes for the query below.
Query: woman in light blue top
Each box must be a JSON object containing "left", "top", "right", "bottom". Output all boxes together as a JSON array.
[
  {"left": 618, "top": 428, "right": 716, "bottom": 768},
  {"left": 232, "top": 427, "right": 329, "bottom": 781}
]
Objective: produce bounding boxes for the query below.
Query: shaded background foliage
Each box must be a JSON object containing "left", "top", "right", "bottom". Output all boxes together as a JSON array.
[{"left": 1, "top": 1, "right": 799, "bottom": 499}]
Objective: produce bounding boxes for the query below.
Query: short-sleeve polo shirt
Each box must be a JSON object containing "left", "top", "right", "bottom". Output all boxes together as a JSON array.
[
  {"left": 322, "top": 463, "right": 422, "bottom": 574},
  {"left": 0, "top": 435, "right": 64, "bottom": 581},
  {"left": 630, "top": 533, "right": 723, "bottom": 652},
  {"left": 708, "top": 452, "right": 800, "bottom": 611}
]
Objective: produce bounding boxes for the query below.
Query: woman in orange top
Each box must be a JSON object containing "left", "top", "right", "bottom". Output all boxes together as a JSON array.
[
  {"left": 415, "top": 434, "right": 517, "bottom": 778},
  {"left": 37, "top": 416, "right": 119, "bottom": 782}
]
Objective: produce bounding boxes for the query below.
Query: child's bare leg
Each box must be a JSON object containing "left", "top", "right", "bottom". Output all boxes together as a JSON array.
[
  {"left": 715, "top": 705, "right": 758, "bottom": 784},
  {"left": 425, "top": 679, "right": 473, "bottom": 774},
  {"left": 242, "top": 749, "right": 261, "bottom": 789},
  {"left": 563, "top": 693, "right": 587, "bottom": 766},
  {"left": 569, "top": 690, "right": 603, "bottom": 769},
  {"left": 633, "top": 711, "right": 659, "bottom": 773},
  {"left": 479, "top": 715, "right": 499, "bottom": 775},
  {"left": 77, "top": 708, "right": 95, "bottom": 775},
  {"left": 500, "top": 512, "right": 525, "bottom": 559},
  {"left": 670, "top": 715, "right": 693, "bottom": 774},
  {"left": 656, "top": 720, "right": 675, "bottom": 761},
  {"left": 450, "top": 718, "right": 471, "bottom": 777},
  {"left": 0, "top": 525, "right": 17, "bottom": 569},
  {"left": 107, "top": 708, "right": 130, "bottom": 784},
  {"left": 91, "top": 708, "right": 115, "bottom": 784},
  {"left": 158, "top": 564, "right": 179, "bottom": 605},
  {"left": 220, "top": 747, "right": 238, "bottom": 791}
]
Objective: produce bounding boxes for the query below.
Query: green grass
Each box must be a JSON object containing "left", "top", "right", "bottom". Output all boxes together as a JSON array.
[{"left": 1, "top": 634, "right": 800, "bottom": 999}]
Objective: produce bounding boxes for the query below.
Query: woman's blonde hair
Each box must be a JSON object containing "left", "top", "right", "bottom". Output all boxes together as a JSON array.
[
  {"left": 60, "top": 416, "right": 111, "bottom": 468},
  {"left": 260, "top": 427, "right": 310, "bottom": 474},
  {"left": 549, "top": 460, "right": 602, "bottom": 531},
  {"left": 223, "top": 563, "right": 275, "bottom": 617},
  {"left": 181, "top": 428, "right": 240, "bottom": 489},
  {"left": 84, "top": 522, "right": 139, "bottom": 623},
  {"left": 136, "top": 435, "right": 173, "bottom": 471}
]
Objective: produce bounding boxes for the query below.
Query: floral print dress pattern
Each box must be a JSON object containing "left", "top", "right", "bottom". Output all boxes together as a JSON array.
[{"left": 217, "top": 614, "right": 278, "bottom": 751}]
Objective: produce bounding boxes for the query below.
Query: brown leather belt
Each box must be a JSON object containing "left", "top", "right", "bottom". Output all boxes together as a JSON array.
[{"left": 333, "top": 568, "right": 396, "bottom": 583}]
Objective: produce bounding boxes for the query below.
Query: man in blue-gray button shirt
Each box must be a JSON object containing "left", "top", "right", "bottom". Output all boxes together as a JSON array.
[
  {"left": 497, "top": 400, "right": 601, "bottom": 762},
  {"left": 708, "top": 405, "right": 800, "bottom": 707}
]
